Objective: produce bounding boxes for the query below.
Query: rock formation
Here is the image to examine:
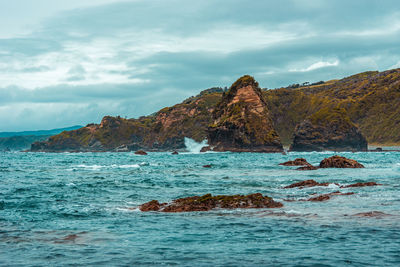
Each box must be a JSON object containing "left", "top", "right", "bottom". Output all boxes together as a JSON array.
[
  {"left": 306, "top": 191, "right": 355, "bottom": 202},
  {"left": 139, "top": 193, "right": 283, "bottom": 212},
  {"left": 206, "top": 75, "right": 283, "bottom": 152},
  {"left": 290, "top": 107, "right": 368, "bottom": 152},
  {"left": 279, "top": 158, "right": 310, "bottom": 166},
  {"left": 134, "top": 150, "right": 147, "bottom": 155},
  {"left": 284, "top": 179, "right": 331, "bottom": 189},
  {"left": 319, "top": 155, "right": 364, "bottom": 168},
  {"left": 340, "top": 182, "right": 381, "bottom": 188}
]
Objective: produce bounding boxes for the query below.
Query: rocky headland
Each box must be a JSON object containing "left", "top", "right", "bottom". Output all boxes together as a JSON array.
[{"left": 30, "top": 68, "right": 400, "bottom": 152}]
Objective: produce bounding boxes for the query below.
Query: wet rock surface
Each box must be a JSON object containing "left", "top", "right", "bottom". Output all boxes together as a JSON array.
[
  {"left": 134, "top": 150, "right": 148, "bottom": 155},
  {"left": 341, "top": 182, "right": 381, "bottom": 188},
  {"left": 319, "top": 155, "right": 364, "bottom": 168},
  {"left": 279, "top": 158, "right": 310, "bottom": 166},
  {"left": 139, "top": 193, "right": 283, "bottom": 212},
  {"left": 306, "top": 191, "right": 355, "bottom": 202},
  {"left": 296, "top": 164, "right": 318, "bottom": 171},
  {"left": 284, "top": 179, "right": 330, "bottom": 189},
  {"left": 352, "top": 211, "right": 392, "bottom": 217}
]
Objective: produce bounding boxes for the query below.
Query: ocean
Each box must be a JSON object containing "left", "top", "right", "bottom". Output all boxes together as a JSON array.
[{"left": 0, "top": 148, "right": 399, "bottom": 266}]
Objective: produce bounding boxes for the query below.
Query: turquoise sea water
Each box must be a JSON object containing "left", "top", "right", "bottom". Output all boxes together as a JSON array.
[{"left": 0, "top": 151, "right": 399, "bottom": 266}]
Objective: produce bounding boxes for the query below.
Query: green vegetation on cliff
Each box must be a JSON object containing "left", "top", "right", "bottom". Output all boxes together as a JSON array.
[{"left": 31, "top": 68, "right": 400, "bottom": 151}]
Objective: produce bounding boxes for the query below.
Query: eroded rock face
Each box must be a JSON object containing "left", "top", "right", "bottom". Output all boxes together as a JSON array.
[
  {"left": 139, "top": 193, "right": 283, "bottom": 212},
  {"left": 319, "top": 155, "right": 364, "bottom": 168},
  {"left": 207, "top": 75, "right": 283, "bottom": 152},
  {"left": 290, "top": 107, "right": 368, "bottom": 152}
]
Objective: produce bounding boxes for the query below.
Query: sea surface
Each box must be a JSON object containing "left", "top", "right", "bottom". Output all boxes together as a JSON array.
[{"left": 1, "top": 148, "right": 399, "bottom": 266}]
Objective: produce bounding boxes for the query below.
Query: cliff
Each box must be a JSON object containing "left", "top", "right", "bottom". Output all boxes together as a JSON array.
[
  {"left": 206, "top": 75, "right": 283, "bottom": 152},
  {"left": 289, "top": 107, "right": 368, "bottom": 151},
  {"left": 31, "top": 88, "right": 222, "bottom": 152},
  {"left": 30, "top": 68, "right": 400, "bottom": 152}
]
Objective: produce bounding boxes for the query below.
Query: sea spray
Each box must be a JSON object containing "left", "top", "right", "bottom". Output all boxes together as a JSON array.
[{"left": 184, "top": 137, "right": 208, "bottom": 153}]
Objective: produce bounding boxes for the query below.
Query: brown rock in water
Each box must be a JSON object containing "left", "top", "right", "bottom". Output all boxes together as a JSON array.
[
  {"left": 284, "top": 179, "right": 330, "bottom": 189},
  {"left": 206, "top": 75, "right": 283, "bottom": 152},
  {"left": 341, "top": 182, "right": 381, "bottom": 188},
  {"left": 171, "top": 151, "right": 179, "bottom": 155},
  {"left": 306, "top": 191, "right": 355, "bottom": 202},
  {"left": 279, "top": 158, "right": 309, "bottom": 166},
  {"left": 200, "top": 146, "right": 212, "bottom": 152},
  {"left": 135, "top": 150, "right": 148, "bottom": 155},
  {"left": 352, "top": 211, "right": 391, "bottom": 217},
  {"left": 139, "top": 193, "right": 283, "bottom": 212},
  {"left": 203, "top": 164, "right": 212, "bottom": 168},
  {"left": 296, "top": 164, "right": 318, "bottom": 171},
  {"left": 319, "top": 155, "right": 364, "bottom": 168},
  {"left": 289, "top": 107, "right": 368, "bottom": 152},
  {"left": 139, "top": 200, "right": 161, "bottom": 211}
]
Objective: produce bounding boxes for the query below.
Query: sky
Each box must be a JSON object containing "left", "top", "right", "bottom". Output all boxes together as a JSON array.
[{"left": 1, "top": 0, "right": 400, "bottom": 131}]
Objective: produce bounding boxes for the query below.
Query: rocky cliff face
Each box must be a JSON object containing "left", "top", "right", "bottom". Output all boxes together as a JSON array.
[
  {"left": 30, "top": 89, "right": 222, "bottom": 152},
  {"left": 289, "top": 107, "right": 368, "bottom": 151},
  {"left": 30, "top": 68, "right": 400, "bottom": 152},
  {"left": 206, "top": 75, "right": 283, "bottom": 152}
]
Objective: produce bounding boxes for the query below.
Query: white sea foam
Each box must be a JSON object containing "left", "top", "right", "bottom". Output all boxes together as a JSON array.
[
  {"left": 327, "top": 183, "right": 340, "bottom": 189},
  {"left": 184, "top": 137, "right": 208, "bottom": 153},
  {"left": 75, "top": 164, "right": 141, "bottom": 170}
]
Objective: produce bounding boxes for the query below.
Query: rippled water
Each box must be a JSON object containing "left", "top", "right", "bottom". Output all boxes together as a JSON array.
[{"left": 0, "top": 151, "right": 399, "bottom": 266}]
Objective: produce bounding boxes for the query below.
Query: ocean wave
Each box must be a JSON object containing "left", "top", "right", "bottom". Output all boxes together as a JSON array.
[{"left": 74, "top": 164, "right": 141, "bottom": 170}]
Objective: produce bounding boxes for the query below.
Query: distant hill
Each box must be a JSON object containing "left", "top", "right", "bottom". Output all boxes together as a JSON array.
[
  {"left": 0, "top": 126, "right": 82, "bottom": 151},
  {"left": 30, "top": 68, "right": 400, "bottom": 152},
  {"left": 0, "top": 126, "right": 82, "bottom": 138}
]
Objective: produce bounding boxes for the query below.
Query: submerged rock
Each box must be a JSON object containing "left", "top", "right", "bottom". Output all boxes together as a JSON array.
[
  {"left": 290, "top": 107, "right": 368, "bottom": 152},
  {"left": 207, "top": 75, "right": 283, "bottom": 152},
  {"left": 341, "top": 182, "right": 381, "bottom": 188},
  {"left": 139, "top": 193, "right": 283, "bottom": 212},
  {"left": 296, "top": 164, "right": 318, "bottom": 171},
  {"left": 279, "top": 158, "right": 309, "bottom": 166},
  {"left": 284, "top": 179, "right": 330, "bottom": 189},
  {"left": 319, "top": 155, "right": 364, "bottom": 168},
  {"left": 306, "top": 191, "right": 355, "bottom": 202},
  {"left": 134, "top": 150, "right": 148, "bottom": 155},
  {"left": 352, "top": 211, "right": 391, "bottom": 217}
]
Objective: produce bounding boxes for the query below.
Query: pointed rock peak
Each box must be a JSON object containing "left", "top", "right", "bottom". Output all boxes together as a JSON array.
[
  {"left": 206, "top": 75, "right": 283, "bottom": 152},
  {"left": 222, "top": 75, "right": 263, "bottom": 104}
]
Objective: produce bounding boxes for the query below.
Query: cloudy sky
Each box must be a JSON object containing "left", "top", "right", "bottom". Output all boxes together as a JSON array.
[{"left": 1, "top": 0, "right": 400, "bottom": 131}]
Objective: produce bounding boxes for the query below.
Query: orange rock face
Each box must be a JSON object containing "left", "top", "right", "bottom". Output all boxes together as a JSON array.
[{"left": 207, "top": 75, "right": 283, "bottom": 153}]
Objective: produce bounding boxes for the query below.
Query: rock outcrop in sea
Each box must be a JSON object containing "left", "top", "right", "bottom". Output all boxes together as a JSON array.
[
  {"left": 290, "top": 107, "right": 368, "bottom": 152},
  {"left": 319, "top": 155, "right": 364, "bottom": 168},
  {"left": 139, "top": 193, "right": 283, "bottom": 212},
  {"left": 205, "top": 75, "right": 283, "bottom": 152}
]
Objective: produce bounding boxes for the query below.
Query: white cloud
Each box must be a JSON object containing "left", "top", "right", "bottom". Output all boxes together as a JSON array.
[{"left": 289, "top": 60, "right": 339, "bottom": 72}]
